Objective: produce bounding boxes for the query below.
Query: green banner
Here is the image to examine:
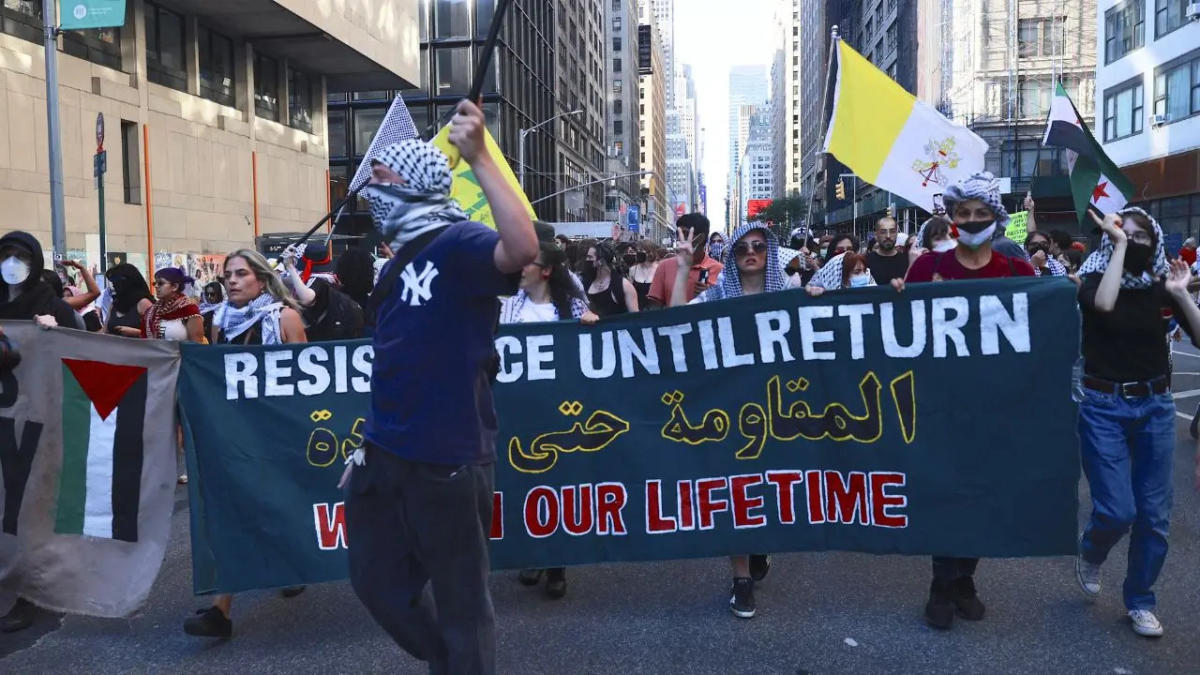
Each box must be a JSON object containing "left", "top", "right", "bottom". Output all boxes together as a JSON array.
[
  {"left": 180, "top": 278, "right": 1081, "bottom": 594},
  {"left": 59, "top": 0, "right": 126, "bottom": 30}
]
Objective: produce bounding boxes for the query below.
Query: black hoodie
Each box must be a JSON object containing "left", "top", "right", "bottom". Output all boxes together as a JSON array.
[{"left": 0, "top": 231, "right": 81, "bottom": 328}]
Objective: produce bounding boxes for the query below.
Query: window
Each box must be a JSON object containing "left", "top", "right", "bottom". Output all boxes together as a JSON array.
[
  {"left": 435, "top": 0, "right": 470, "bottom": 38},
  {"left": 614, "top": 120, "right": 623, "bottom": 134},
  {"left": 1018, "top": 19, "right": 1040, "bottom": 57},
  {"left": 353, "top": 108, "right": 385, "bottom": 156},
  {"left": 613, "top": 37, "right": 621, "bottom": 51},
  {"left": 613, "top": 78, "right": 622, "bottom": 94},
  {"left": 120, "top": 120, "right": 140, "bottom": 204},
  {"left": 1019, "top": 78, "right": 1051, "bottom": 118},
  {"left": 613, "top": 58, "right": 622, "bottom": 73},
  {"left": 1, "top": 0, "right": 41, "bottom": 44},
  {"left": 1155, "top": 0, "right": 1188, "bottom": 37},
  {"left": 886, "top": 24, "right": 897, "bottom": 54},
  {"left": 254, "top": 53, "right": 280, "bottom": 121},
  {"left": 62, "top": 25, "right": 123, "bottom": 70},
  {"left": 288, "top": 68, "right": 313, "bottom": 133},
  {"left": 1153, "top": 52, "right": 1200, "bottom": 123},
  {"left": 435, "top": 47, "right": 470, "bottom": 95},
  {"left": 1103, "top": 79, "right": 1144, "bottom": 141},
  {"left": 145, "top": 2, "right": 186, "bottom": 90},
  {"left": 402, "top": 48, "right": 429, "bottom": 94},
  {"left": 476, "top": 0, "right": 495, "bottom": 39},
  {"left": 1105, "top": 0, "right": 1144, "bottom": 64},
  {"left": 327, "top": 109, "right": 346, "bottom": 157},
  {"left": 198, "top": 26, "right": 235, "bottom": 107},
  {"left": 614, "top": 99, "right": 622, "bottom": 114}
]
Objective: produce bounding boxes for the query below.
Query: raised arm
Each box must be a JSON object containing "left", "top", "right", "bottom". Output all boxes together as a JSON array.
[
  {"left": 448, "top": 99, "right": 537, "bottom": 274},
  {"left": 280, "top": 245, "right": 317, "bottom": 307},
  {"left": 62, "top": 259, "right": 100, "bottom": 309}
]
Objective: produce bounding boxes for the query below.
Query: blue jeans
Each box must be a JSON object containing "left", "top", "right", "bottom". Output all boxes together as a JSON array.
[{"left": 1078, "top": 389, "right": 1175, "bottom": 611}]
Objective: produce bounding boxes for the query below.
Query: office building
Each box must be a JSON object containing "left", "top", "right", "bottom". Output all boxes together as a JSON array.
[
  {"left": 605, "top": 0, "right": 642, "bottom": 226},
  {"left": 553, "top": 0, "right": 607, "bottom": 221},
  {"left": 1095, "top": 0, "right": 1200, "bottom": 238},
  {"left": 638, "top": 17, "right": 668, "bottom": 238},
  {"left": 770, "top": 0, "right": 801, "bottom": 199},
  {"left": 738, "top": 106, "right": 774, "bottom": 221},
  {"left": 0, "top": 0, "right": 416, "bottom": 273},
  {"left": 726, "top": 65, "right": 768, "bottom": 230}
]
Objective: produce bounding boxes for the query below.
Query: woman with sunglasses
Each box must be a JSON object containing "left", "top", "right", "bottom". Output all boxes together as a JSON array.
[
  {"left": 670, "top": 222, "right": 786, "bottom": 618},
  {"left": 143, "top": 267, "right": 204, "bottom": 342}
]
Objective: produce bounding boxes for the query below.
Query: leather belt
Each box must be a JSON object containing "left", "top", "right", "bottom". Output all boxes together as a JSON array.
[{"left": 1082, "top": 376, "right": 1169, "bottom": 398}]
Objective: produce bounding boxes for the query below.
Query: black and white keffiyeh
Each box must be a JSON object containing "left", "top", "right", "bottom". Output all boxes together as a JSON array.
[
  {"left": 213, "top": 293, "right": 283, "bottom": 345},
  {"left": 694, "top": 223, "right": 787, "bottom": 302},
  {"left": 1077, "top": 206, "right": 1169, "bottom": 289},
  {"left": 943, "top": 171, "right": 1011, "bottom": 232},
  {"left": 807, "top": 251, "right": 878, "bottom": 290},
  {"left": 364, "top": 139, "right": 468, "bottom": 250}
]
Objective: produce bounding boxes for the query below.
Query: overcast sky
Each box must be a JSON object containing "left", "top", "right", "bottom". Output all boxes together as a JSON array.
[{"left": 674, "top": 0, "right": 778, "bottom": 221}]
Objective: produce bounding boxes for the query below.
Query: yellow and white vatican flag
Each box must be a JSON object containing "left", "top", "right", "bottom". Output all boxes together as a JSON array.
[{"left": 823, "top": 40, "right": 988, "bottom": 211}]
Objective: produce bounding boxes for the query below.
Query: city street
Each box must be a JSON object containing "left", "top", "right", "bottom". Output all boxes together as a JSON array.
[{"left": 4, "top": 346, "right": 1200, "bottom": 674}]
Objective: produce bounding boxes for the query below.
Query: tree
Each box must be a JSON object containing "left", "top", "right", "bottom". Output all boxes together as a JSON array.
[{"left": 750, "top": 195, "right": 808, "bottom": 242}]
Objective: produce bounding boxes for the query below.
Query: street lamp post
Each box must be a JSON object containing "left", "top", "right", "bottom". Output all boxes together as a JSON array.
[{"left": 518, "top": 109, "right": 583, "bottom": 192}]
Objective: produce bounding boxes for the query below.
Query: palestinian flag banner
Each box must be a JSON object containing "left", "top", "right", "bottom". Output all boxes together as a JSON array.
[
  {"left": 0, "top": 324, "right": 179, "bottom": 618},
  {"left": 1041, "top": 80, "right": 1135, "bottom": 222},
  {"left": 55, "top": 359, "right": 148, "bottom": 542}
]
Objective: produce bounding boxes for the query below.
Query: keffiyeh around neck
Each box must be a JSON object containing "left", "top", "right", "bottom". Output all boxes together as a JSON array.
[
  {"left": 807, "top": 252, "right": 878, "bottom": 290},
  {"left": 1078, "top": 206, "right": 1169, "bottom": 289},
  {"left": 364, "top": 139, "right": 468, "bottom": 250},
  {"left": 697, "top": 223, "right": 786, "bottom": 302},
  {"left": 213, "top": 293, "right": 283, "bottom": 344}
]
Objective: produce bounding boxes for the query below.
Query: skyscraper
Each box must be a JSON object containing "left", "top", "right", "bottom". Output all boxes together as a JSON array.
[
  {"left": 771, "top": 0, "right": 802, "bottom": 200},
  {"left": 554, "top": 0, "right": 607, "bottom": 221},
  {"left": 638, "top": 19, "right": 669, "bottom": 239},
  {"left": 605, "top": 0, "right": 642, "bottom": 226},
  {"left": 727, "top": 65, "right": 768, "bottom": 231}
]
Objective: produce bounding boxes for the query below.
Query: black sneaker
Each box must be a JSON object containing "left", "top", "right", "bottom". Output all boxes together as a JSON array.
[
  {"left": 0, "top": 598, "right": 34, "bottom": 633},
  {"left": 280, "top": 585, "right": 306, "bottom": 598},
  {"left": 951, "top": 576, "right": 985, "bottom": 621},
  {"left": 545, "top": 567, "right": 567, "bottom": 600},
  {"left": 729, "top": 577, "right": 756, "bottom": 619},
  {"left": 924, "top": 580, "right": 955, "bottom": 630},
  {"left": 183, "top": 607, "right": 232, "bottom": 638},
  {"left": 749, "top": 554, "right": 771, "bottom": 582},
  {"left": 517, "top": 568, "right": 544, "bottom": 586}
]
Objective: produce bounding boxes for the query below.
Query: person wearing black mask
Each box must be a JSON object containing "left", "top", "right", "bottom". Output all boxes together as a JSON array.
[
  {"left": 1026, "top": 231, "right": 1068, "bottom": 278},
  {"left": 0, "top": 231, "right": 79, "bottom": 329},
  {"left": 580, "top": 241, "right": 638, "bottom": 320},
  {"left": 105, "top": 263, "right": 155, "bottom": 337},
  {"left": 1073, "top": 207, "right": 1200, "bottom": 638}
]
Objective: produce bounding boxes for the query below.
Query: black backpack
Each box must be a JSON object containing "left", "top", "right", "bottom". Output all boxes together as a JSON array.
[{"left": 303, "top": 282, "right": 365, "bottom": 341}]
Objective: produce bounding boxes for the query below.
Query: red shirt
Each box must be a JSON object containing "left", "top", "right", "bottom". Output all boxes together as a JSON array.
[
  {"left": 906, "top": 250, "right": 1035, "bottom": 282},
  {"left": 647, "top": 256, "right": 724, "bottom": 305}
]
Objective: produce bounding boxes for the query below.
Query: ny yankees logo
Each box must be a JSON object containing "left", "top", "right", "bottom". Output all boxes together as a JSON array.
[{"left": 399, "top": 261, "right": 439, "bottom": 306}]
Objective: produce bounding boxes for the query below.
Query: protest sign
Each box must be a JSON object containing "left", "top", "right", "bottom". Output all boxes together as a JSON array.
[
  {"left": 0, "top": 324, "right": 179, "bottom": 617},
  {"left": 179, "top": 278, "right": 1081, "bottom": 594},
  {"left": 1005, "top": 211, "right": 1029, "bottom": 245}
]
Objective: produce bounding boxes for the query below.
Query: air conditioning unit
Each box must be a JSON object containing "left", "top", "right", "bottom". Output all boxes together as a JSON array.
[
  {"left": 1187, "top": 2, "right": 1200, "bottom": 20},
  {"left": 1151, "top": 113, "right": 1168, "bottom": 127}
]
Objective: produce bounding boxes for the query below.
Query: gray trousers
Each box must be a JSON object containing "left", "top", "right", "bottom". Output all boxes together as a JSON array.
[{"left": 345, "top": 444, "right": 495, "bottom": 675}]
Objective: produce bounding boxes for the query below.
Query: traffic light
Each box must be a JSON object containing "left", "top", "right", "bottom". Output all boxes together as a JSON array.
[{"left": 835, "top": 179, "right": 846, "bottom": 200}]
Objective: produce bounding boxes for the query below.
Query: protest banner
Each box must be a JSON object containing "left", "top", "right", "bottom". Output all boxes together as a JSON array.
[
  {"left": 179, "top": 278, "right": 1081, "bottom": 595},
  {"left": 1005, "top": 211, "right": 1029, "bottom": 246},
  {"left": 0, "top": 324, "right": 179, "bottom": 617}
]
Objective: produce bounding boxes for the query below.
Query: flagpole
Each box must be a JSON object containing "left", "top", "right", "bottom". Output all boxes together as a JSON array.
[{"left": 809, "top": 25, "right": 840, "bottom": 230}]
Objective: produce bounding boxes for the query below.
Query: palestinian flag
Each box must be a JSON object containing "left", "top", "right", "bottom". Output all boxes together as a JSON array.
[
  {"left": 1042, "top": 80, "right": 1135, "bottom": 222},
  {"left": 55, "top": 359, "right": 148, "bottom": 543}
]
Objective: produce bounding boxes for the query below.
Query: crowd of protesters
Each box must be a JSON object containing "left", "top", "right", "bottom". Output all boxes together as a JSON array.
[{"left": 5, "top": 96, "right": 1200, "bottom": 673}]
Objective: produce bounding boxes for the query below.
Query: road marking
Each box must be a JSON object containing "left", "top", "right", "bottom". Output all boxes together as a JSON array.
[
  {"left": 1171, "top": 350, "right": 1200, "bottom": 359},
  {"left": 1174, "top": 389, "right": 1200, "bottom": 400},
  {"left": 1177, "top": 411, "right": 1193, "bottom": 421},
  {"left": 1173, "top": 372, "right": 1200, "bottom": 376}
]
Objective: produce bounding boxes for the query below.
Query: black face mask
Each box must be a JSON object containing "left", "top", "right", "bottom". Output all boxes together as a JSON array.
[
  {"left": 622, "top": 254, "right": 637, "bottom": 267},
  {"left": 957, "top": 220, "right": 994, "bottom": 235},
  {"left": 636, "top": 251, "right": 647, "bottom": 263},
  {"left": 1027, "top": 242, "right": 1049, "bottom": 257},
  {"left": 1123, "top": 243, "right": 1154, "bottom": 274},
  {"left": 579, "top": 261, "right": 596, "bottom": 278}
]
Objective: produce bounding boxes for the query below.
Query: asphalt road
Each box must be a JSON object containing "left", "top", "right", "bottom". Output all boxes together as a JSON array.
[{"left": 4, "top": 348, "right": 1200, "bottom": 674}]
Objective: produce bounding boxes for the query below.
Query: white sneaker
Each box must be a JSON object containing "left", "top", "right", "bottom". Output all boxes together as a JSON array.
[
  {"left": 1075, "top": 553, "right": 1101, "bottom": 598},
  {"left": 1128, "top": 609, "right": 1164, "bottom": 637}
]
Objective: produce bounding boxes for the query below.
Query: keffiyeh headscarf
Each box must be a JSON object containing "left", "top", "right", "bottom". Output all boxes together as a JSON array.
[
  {"left": 943, "top": 171, "right": 1011, "bottom": 233},
  {"left": 1078, "top": 206, "right": 1169, "bottom": 289},
  {"left": 364, "top": 139, "right": 468, "bottom": 250},
  {"left": 696, "top": 223, "right": 786, "bottom": 302},
  {"left": 213, "top": 293, "right": 283, "bottom": 345},
  {"left": 807, "top": 252, "right": 878, "bottom": 290}
]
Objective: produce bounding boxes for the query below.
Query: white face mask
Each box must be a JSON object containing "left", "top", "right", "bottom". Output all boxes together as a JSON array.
[
  {"left": 956, "top": 223, "right": 997, "bottom": 249},
  {"left": 932, "top": 239, "right": 957, "bottom": 253},
  {"left": 849, "top": 273, "right": 871, "bottom": 288},
  {"left": 1, "top": 257, "right": 29, "bottom": 286}
]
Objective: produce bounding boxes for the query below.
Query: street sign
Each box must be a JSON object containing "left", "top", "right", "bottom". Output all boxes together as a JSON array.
[
  {"left": 60, "top": 1, "right": 127, "bottom": 30},
  {"left": 96, "top": 112, "right": 104, "bottom": 149},
  {"left": 627, "top": 205, "right": 640, "bottom": 233},
  {"left": 93, "top": 150, "right": 107, "bottom": 177}
]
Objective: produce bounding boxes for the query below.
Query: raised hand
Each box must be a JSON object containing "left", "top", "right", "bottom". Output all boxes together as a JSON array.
[{"left": 1090, "top": 210, "right": 1126, "bottom": 246}]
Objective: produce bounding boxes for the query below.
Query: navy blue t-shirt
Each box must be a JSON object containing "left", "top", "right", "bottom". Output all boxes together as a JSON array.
[{"left": 366, "top": 221, "right": 518, "bottom": 465}]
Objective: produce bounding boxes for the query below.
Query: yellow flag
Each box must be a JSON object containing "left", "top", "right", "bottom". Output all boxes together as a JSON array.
[{"left": 431, "top": 125, "right": 537, "bottom": 229}]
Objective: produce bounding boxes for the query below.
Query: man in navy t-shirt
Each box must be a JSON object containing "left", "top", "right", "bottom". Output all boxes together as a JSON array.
[{"left": 344, "top": 100, "right": 537, "bottom": 675}]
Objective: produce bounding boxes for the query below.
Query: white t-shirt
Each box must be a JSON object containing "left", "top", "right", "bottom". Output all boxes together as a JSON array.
[{"left": 516, "top": 300, "right": 558, "bottom": 324}]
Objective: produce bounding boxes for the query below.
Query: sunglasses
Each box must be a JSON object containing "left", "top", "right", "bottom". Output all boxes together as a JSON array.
[{"left": 733, "top": 241, "right": 768, "bottom": 256}]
